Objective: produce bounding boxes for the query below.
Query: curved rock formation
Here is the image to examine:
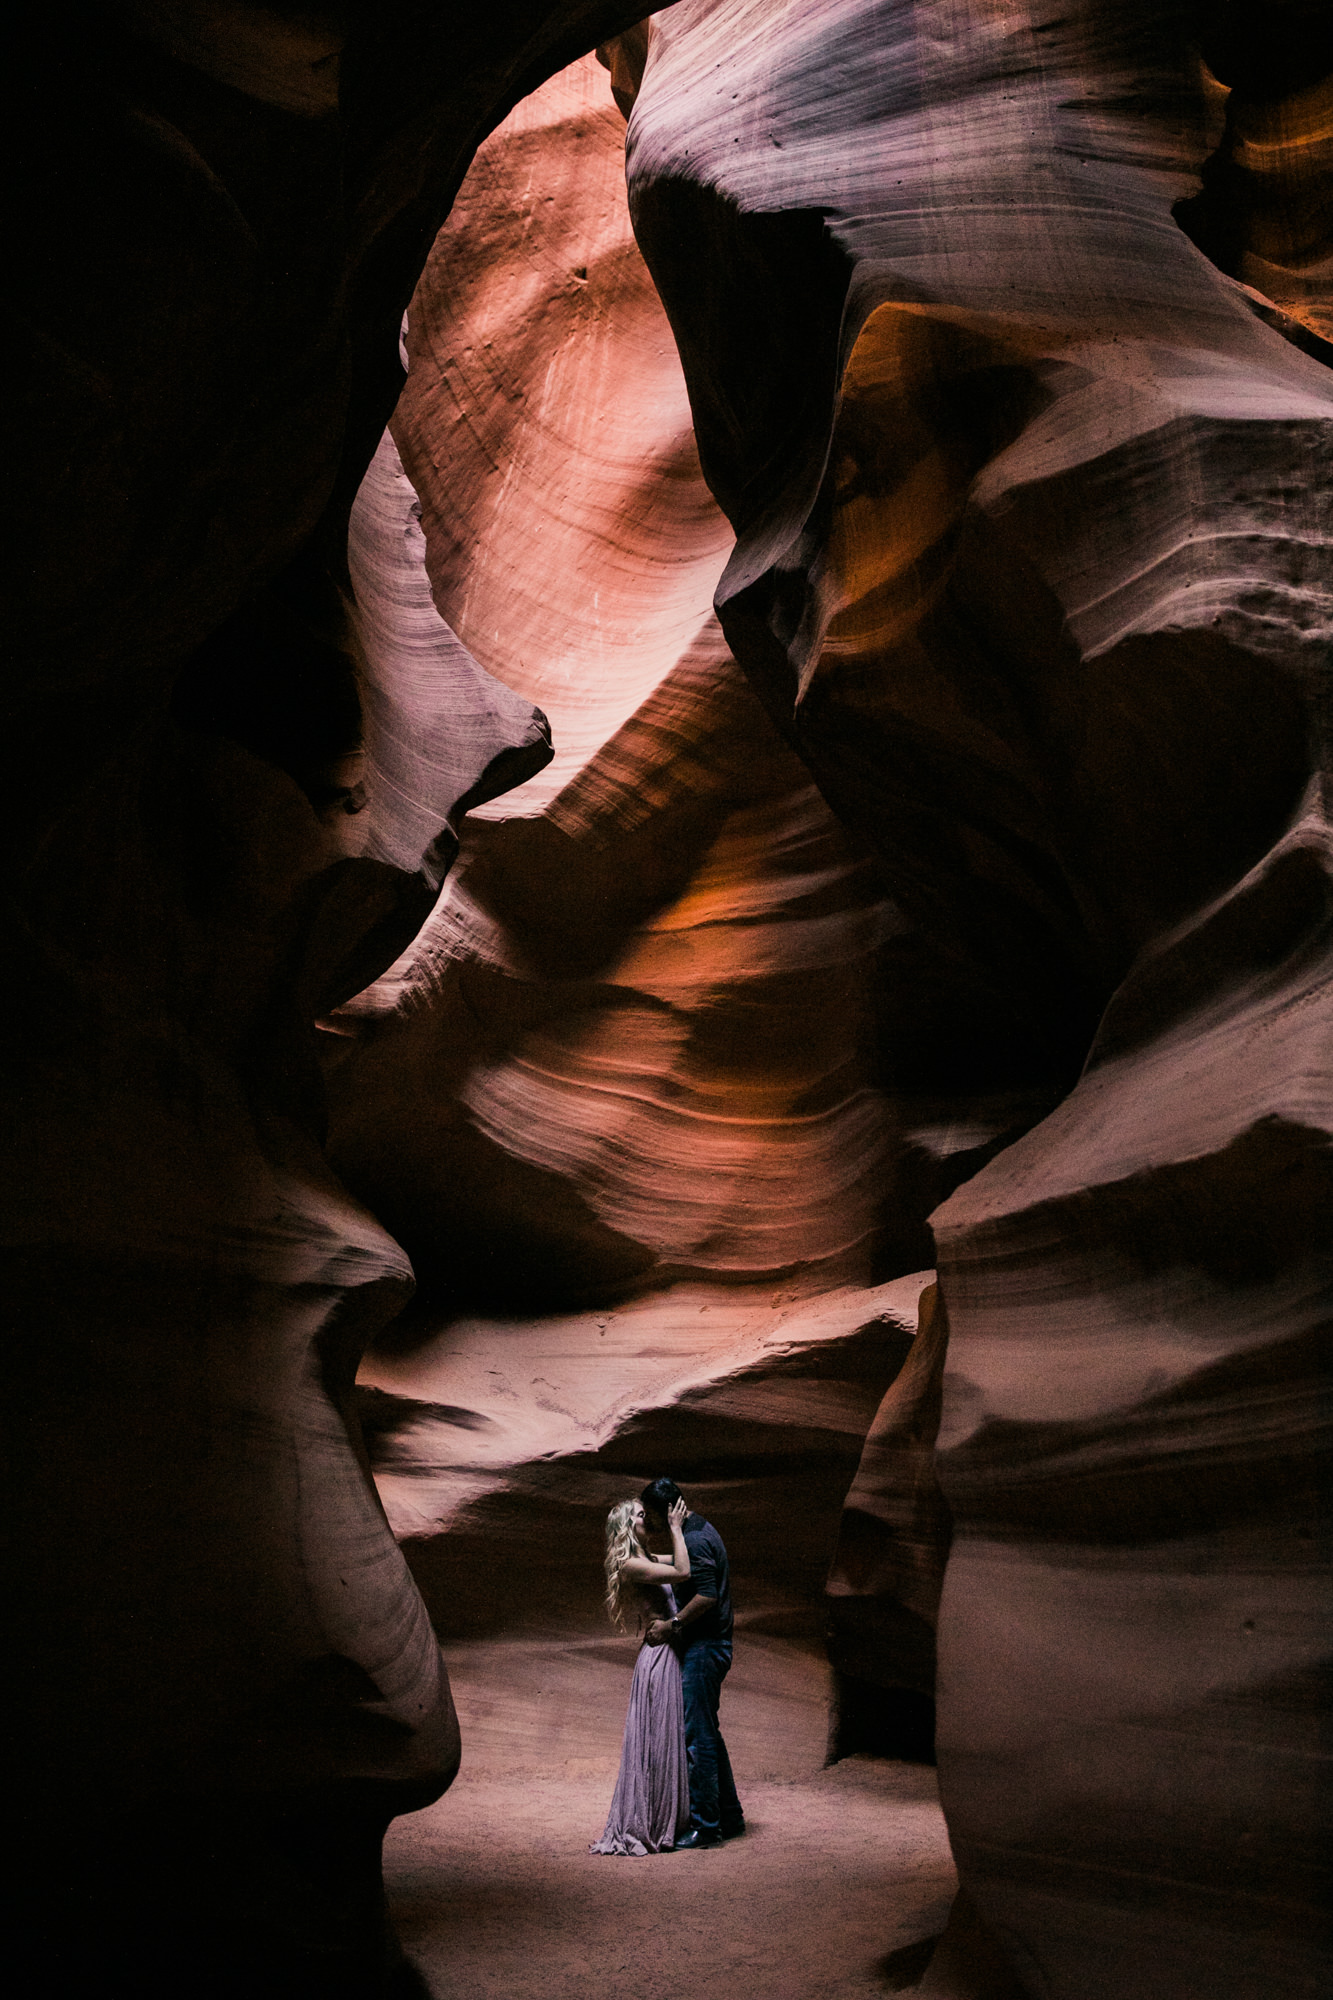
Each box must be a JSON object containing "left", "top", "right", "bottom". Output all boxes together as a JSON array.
[
  {"left": 1177, "top": 12, "right": 1333, "bottom": 348},
  {"left": 390, "top": 49, "right": 738, "bottom": 813},
  {"left": 346, "top": 418, "right": 555, "bottom": 882},
  {"left": 629, "top": 3, "right": 1327, "bottom": 1041},
  {"left": 930, "top": 793, "right": 1332, "bottom": 1999},
  {"left": 621, "top": 4, "right": 1332, "bottom": 1994},
  {"left": 325, "top": 54, "right": 914, "bottom": 1307},
  {"left": 5, "top": 5, "right": 656, "bottom": 1993},
  {"left": 362, "top": 1271, "right": 925, "bottom": 1642},
  {"left": 8, "top": 3, "right": 1330, "bottom": 1994},
  {"left": 323, "top": 60, "right": 949, "bottom": 1721},
  {"left": 826, "top": 1281, "right": 952, "bottom": 1761}
]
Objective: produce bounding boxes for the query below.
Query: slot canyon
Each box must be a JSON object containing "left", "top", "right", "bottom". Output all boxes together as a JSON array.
[{"left": 5, "top": 5, "right": 1330, "bottom": 1998}]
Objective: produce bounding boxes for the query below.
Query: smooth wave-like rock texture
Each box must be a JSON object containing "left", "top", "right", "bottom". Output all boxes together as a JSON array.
[
  {"left": 325, "top": 66, "right": 957, "bottom": 1771},
  {"left": 361, "top": 1272, "right": 926, "bottom": 1642},
  {"left": 1175, "top": 12, "right": 1333, "bottom": 348},
  {"left": 346, "top": 418, "right": 555, "bottom": 880},
  {"left": 931, "top": 792, "right": 1332, "bottom": 1999},
  {"left": 391, "top": 49, "right": 738, "bottom": 813},
  {"left": 324, "top": 54, "right": 937, "bottom": 1304},
  {"left": 625, "top": 4, "right": 1331, "bottom": 1995},
  {"left": 825, "top": 1281, "right": 952, "bottom": 1758},
  {"left": 629, "top": 3, "right": 1329, "bottom": 1034},
  {"left": 9, "top": 3, "right": 1331, "bottom": 1996}
]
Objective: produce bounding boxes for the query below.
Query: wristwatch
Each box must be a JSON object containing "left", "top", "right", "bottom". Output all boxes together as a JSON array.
[{"left": 669, "top": 1617, "right": 680, "bottom": 1634}]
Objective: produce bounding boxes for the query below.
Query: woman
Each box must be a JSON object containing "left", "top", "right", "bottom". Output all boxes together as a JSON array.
[{"left": 589, "top": 1493, "right": 692, "bottom": 1855}]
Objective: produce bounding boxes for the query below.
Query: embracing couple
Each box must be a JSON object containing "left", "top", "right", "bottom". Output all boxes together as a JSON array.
[{"left": 589, "top": 1477, "right": 745, "bottom": 1857}]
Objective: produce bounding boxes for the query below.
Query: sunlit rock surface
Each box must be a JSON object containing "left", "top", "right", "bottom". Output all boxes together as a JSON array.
[
  {"left": 623, "top": 4, "right": 1332, "bottom": 1995},
  {"left": 629, "top": 2, "right": 1329, "bottom": 1053},
  {"left": 326, "top": 62, "right": 945, "bottom": 1724},
  {"left": 391, "top": 51, "right": 738, "bottom": 814},
  {"left": 346, "top": 418, "right": 554, "bottom": 880},
  {"left": 326, "top": 56, "right": 924, "bottom": 1305}
]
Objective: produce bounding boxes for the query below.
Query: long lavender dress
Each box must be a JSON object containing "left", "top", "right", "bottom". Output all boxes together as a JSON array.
[{"left": 589, "top": 1581, "right": 690, "bottom": 1855}]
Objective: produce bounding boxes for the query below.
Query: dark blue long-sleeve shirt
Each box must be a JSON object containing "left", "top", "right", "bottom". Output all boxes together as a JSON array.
[{"left": 680, "top": 1513, "right": 733, "bottom": 1645}]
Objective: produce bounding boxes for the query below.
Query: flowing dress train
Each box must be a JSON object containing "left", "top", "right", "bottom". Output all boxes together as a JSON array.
[{"left": 589, "top": 1582, "right": 690, "bottom": 1855}]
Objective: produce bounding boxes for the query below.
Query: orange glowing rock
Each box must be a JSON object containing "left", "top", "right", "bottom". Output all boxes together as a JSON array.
[{"left": 329, "top": 56, "right": 911, "bottom": 1304}]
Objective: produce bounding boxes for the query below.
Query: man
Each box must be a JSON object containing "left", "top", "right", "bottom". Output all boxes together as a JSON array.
[{"left": 641, "top": 1477, "right": 745, "bottom": 1850}]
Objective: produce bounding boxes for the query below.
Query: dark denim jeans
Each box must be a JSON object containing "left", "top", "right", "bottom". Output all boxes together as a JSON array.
[{"left": 679, "top": 1640, "right": 743, "bottom": 1835}]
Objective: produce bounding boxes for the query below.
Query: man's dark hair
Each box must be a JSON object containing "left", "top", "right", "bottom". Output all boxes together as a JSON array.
[{"left": 640, "top": 1477, "right": 682, "bottom": 1519}]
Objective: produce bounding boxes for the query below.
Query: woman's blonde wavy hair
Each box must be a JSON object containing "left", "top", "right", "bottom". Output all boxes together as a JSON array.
[{"left": 603, "top": 1499, "right": 641, "bottom": 1631}]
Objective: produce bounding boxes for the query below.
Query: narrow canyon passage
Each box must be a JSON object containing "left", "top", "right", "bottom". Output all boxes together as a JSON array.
[
  {"left": 386, "top": 1635, "right": 955, "bottom": 2000},
  {"left": 10, "top": 6, "right": 1328, "bottom": 1994}
]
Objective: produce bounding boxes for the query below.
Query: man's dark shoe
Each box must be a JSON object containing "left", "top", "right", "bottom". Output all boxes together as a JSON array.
[
  {"left": 719, "top": 1820, "right": 746, "bottom": 1841},
  {"left": 673, "top": 1828, "right": 721, "bottom": 1850}
]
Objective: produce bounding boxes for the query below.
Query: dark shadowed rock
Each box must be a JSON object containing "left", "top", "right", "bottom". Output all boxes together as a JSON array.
[{"left": 4, "top": 5, "right": 670, "bottom": 1993}]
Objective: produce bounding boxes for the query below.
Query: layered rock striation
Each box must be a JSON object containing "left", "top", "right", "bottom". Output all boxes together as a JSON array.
[
  {"left": 622, "top": 4, "right": 1332, "bottom": 1994},
  {"left": 325, "top": 55, "right": 917, "bottom": 1307},
  {"left": 7, "top": 4, "right": 1331, "bottom": 1995},
  {"left": 361, "top": 1272, "right": 926, "bottom": 1644},
  {"left": 930, "top": 792, "right": 1332, "bottom": 1998},
  {"left": 325, "top": 59, "right": 947, "bottom": 1732}
]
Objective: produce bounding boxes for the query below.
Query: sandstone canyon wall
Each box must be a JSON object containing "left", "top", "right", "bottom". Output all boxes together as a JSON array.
[
  {"left": 322, "top": 53, "right": 944, "bottom": 1744},
  {"left": 4, "top": 4, "right": 1330, "bottom": 1998},
  {"left": 4, "top": 7, "right": 654, "bottom": 1996},
  {"left": 622, "top": 5, "right": 1332, "bottom": 1996}
]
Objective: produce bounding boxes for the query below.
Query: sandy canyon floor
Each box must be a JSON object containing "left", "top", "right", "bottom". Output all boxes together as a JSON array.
[{"left": 386, "top": 1633, "right": 956, "bottom": 1999}]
